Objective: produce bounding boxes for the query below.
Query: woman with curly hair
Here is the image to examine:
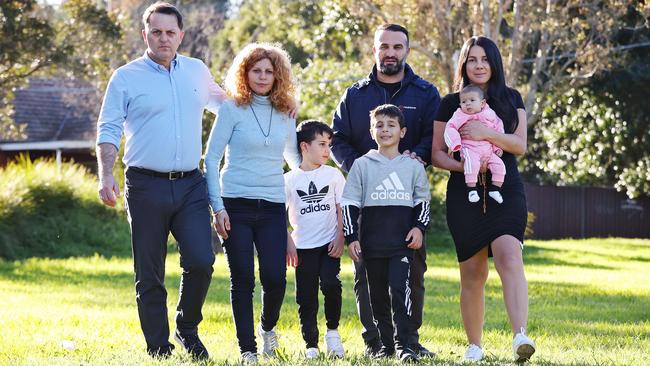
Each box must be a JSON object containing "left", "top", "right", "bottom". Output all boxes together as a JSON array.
[{"left": 204, "top": 43, "right": 301, "bottom": 364}]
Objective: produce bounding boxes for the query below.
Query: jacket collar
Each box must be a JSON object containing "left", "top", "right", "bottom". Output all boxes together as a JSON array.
[{"left": 356, "top": 63, "right": 420, "bottom": 89}]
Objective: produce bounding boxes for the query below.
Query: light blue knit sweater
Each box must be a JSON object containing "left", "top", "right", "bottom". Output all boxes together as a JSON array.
[{"left": 204, "top": 94, "right": 300, "bottom": 211}]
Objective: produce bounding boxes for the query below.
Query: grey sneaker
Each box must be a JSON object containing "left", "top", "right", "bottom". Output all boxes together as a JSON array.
[
  {"left": 324, "top": 329, "right": 345, "bottom": 358},
  {"left": 305, "top": 347, "right": 319, "bottom": 359},
  {"left": 256, "top": 323, "right": 279, "bottom": 356},
  {"left": 241, "top": 351, "right": 258, "bottom": 364},
  {"left": 512, "top": 328, "right": 535, "bottom": 362},
  {"left": 463, "top": 344, "right": 483, "bottom": 362}
]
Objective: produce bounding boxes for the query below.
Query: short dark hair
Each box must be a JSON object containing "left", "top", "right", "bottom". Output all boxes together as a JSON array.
[
  {"left": 460, "top": 84, "right": 485, "bottom": 99},
  {"left": 375, "top": 24, "right": 409, "bottom": 46},
  {"left": 369, "top": 104, "right": 405, "bottom": 129},
  {"left": 296, "top": 119, "right": 333, "bottom": 153},
  {"left": 143, "top": 2, "right": 183, "bottom": 30}
]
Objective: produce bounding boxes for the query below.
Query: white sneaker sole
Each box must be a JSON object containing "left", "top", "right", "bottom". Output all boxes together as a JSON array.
[{"left": 515, "top": 343, "right": 535, "bottom": 362}]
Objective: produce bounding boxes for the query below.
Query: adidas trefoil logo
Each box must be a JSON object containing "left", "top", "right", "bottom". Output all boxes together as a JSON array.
[
  {"left": 297, "top": 181, "right": 331, "bottom": 215},
  {"left": 371, "top": 172, "right": 411, "bottom": 200}
]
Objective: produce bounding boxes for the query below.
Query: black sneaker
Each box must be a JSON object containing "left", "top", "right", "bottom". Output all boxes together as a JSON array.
[
  {"left": 147, "top": 343, "right": 174, "bottom": 359},
  {"left": 364, "top": 338, "right": 383, "bottom": 357},
  {"left": 412, "top": 343, "right": 435, "bottom": 358},
  {"left": 174, "top": 329, "right": 209, "bottom": 360},
  {"left": 372, "top": 346, "right": 395, "bottom": 359},
  {"left": 397, "top": 347, "right": 419, "bottom": 363}
]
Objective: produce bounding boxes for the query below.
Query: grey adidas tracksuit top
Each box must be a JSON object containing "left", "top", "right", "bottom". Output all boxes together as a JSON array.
[{"left": 341, "top": 150, "right": 431, "bottom": 258}]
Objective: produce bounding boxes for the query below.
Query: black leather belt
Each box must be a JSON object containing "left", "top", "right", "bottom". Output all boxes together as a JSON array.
[{"left": 129, "top": 166, "right": 199, "bottom": 180}]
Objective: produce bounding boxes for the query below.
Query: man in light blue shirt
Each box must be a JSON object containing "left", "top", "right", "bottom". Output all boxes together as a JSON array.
[{"left": 96, "top": 2, "right": 225, "bottom": 360}]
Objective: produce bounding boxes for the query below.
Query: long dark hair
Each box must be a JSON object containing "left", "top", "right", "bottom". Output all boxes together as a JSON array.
[{"left": 454, "top": 36, "right": 519, "bottom": 132}]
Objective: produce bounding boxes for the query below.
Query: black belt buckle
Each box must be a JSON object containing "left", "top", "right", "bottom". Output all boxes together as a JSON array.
[{"left": 168, "top": 171, "right": 182, "bottom": 180}]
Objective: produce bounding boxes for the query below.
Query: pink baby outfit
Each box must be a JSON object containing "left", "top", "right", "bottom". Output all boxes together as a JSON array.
[{"left": 443, "top": 105, "right": 506, "bottom": 185}]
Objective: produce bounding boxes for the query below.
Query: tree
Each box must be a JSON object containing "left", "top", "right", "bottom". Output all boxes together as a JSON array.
[
  {"left": 0, "top": 0, "right": 123, "bottom": 140},
  {"left": 344, "top": 0, "right": 647, "bottom": 128},
  {"left": 525, "top": 6, "right": 650, "bottom": 198},
  {"left": 1, "top": 0, "right": 64, "bottom": 140},
  {"left": 207, "top": 0, "right": 368, "bottom": 130}
]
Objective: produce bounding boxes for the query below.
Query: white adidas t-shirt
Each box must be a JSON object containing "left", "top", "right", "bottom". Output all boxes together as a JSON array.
[{"left": 284, "top": 165, "right": 346, "bottom": 249}]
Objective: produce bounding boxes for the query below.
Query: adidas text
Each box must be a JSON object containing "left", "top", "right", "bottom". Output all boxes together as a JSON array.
[
  {"left": 371, "top": 190, "right": 411, "bottom": 200},
  {"left": 300, "top": 203, "right": 331, "bottom": 215}
]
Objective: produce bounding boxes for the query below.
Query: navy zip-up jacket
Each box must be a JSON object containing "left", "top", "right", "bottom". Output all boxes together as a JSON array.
[{"left": 331, "top": 64, "right": 441, "bottom": 172}]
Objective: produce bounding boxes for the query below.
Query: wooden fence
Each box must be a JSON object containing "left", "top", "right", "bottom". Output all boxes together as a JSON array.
[{"left": 524, "top": 183, "right": 650, "bottom": 239}]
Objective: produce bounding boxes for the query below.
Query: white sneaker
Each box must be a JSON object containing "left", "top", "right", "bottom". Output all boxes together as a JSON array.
[
  {"left": 256, "top": 323, "right": 279, "bottom": 356},
  {"left": 512, "top": 328, "right": 535, "bottom": 362},
  {"left": 241, "top": 351, "right": 258, "bottom": 364},
  {"left": 324, "top": 329, "right": 345, "bottom": 358},
  {"left": 468, "top": 190, "right": 480, "bottom": 202},
  {"left": 488, "top": 191, "right": 503, "bottom": 204},
  {"left": 463, "top": 344, "right": 484, "bottom": 361},
  {"left": 305, "top": 347, "right": 320, "bottom": 359}
]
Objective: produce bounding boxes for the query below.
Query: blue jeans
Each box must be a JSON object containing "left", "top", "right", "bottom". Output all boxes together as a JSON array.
[{"left": 222, "top": 198, "right": 287, "bottom": 354}]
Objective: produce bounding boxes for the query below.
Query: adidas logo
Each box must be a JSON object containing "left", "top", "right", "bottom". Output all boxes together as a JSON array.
[
  {"left": 401, "top": 257, "right": 409, "bottom": 264},
  {"left": 371, "top": 172, "right": 411, "bottom": 200},
  {"left": 297, "top": 181, "right": 331, "bottom": 215}
]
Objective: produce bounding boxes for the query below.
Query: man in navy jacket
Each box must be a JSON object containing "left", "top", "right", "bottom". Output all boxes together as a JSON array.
[{"left": 331, "top": 23, "right": 440, "bottom": 357}]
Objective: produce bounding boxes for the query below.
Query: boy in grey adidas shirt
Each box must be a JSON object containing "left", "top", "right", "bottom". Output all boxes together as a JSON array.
[{"left": 341, "top": 104, "right": 430, "bottom": 362}]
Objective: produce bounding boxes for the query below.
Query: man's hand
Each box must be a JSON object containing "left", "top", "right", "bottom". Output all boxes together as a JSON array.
[
  {"left": 403, "top": 150, "right": 425, "bottom": 165},
  {"left": 328, "top": 235, "right": 344, "bottom": 258},
  {"left": 348, "top": 241, "right": 362, "bottom": 262},
  {"left": 406, "top": 227, "right": 423, "bottom": 250},
  {"left": 287, "top": 236, "right": 299, "bottom": 267},
  {"left": 288, "top": 99, "right": 300, "bottom": 119},
  {"left": 213, "top": 209, "right": 231, "bottom": 240},
  {"left": 98, "top": 174, "right": 120, "bottom": 207},
  {"left": 97, "top": 143, "right": 120, "bottom": 207}
]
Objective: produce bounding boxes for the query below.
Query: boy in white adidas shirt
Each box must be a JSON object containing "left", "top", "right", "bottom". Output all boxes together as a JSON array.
[
  {"left": 341, "top": 105, "right": 430, "bottom": 363},
  {"left": 284, "top": 120, "right": 346, "bottom": 359}
]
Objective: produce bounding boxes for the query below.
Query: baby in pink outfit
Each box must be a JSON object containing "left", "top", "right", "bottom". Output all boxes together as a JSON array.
[{"left": 444, "top": 85, "right": 505, "bottom": 204}]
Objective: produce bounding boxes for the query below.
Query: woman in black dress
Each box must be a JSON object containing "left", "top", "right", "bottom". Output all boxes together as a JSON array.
[{"left": 431, "top": 36, "right": 536, "bottom": 363}]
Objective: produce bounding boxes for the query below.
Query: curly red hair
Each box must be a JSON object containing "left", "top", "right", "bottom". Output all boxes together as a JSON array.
[{"left": 224, "top": 43, "right": 296, "bottom": 114}]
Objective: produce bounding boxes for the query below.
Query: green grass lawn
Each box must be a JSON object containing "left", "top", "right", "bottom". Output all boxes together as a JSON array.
[{"left": 1, "top": 237, "right": 649, "bottom": 365}]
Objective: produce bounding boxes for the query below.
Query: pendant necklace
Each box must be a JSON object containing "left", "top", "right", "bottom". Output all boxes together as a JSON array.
[{"left": 250, "top": 105, "right": 273, "bottom": 146}]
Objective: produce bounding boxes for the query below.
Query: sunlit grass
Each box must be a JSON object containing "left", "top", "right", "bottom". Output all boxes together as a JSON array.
[{"left": 1, "top": 238, "right": 649, "bottom": 365}]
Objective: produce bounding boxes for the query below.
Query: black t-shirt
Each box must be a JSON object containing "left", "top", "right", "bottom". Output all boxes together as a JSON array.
[
  {"left": 377, "top": 80, "right": 402, "bottom": 99},
  {"left": 435, "top": 88, "right": 525, "bottom": 133}
]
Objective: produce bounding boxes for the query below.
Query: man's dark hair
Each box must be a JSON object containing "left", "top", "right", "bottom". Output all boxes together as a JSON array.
[
  {"left": 375, "top": 24, "right": 409, "bottom": 46},
  {"left": 296, "top": 119, "right": 333, "bottom": 153},
  {"left": 460, "top": 84, "right": 485, "bottom": 99},
  {"left": 369, "top": 104, "right": 405, "bottom": 129},
  {"left": 143, "top": 2, "right": 183, "bottom": 30}
]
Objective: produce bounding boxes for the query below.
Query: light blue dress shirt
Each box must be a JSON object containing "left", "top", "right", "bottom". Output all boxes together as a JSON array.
[
  {"left": 204, "top": 95, "right": 301, "bottom": 211},
  {"left": 97, "top": 52, "right": 226, "bottom": 172}
]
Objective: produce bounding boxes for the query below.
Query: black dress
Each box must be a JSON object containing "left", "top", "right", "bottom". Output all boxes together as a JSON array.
[{"left": 435, "top": 90, "right": 527, "bottom": 262}]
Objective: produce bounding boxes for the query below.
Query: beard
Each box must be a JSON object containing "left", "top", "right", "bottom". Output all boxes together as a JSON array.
[{"left": 379, "top": 57, "right": 405, "bottom": 75}]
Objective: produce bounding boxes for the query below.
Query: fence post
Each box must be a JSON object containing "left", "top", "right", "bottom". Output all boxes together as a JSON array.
[{"left": 580, "top": 186, "right": 586, "bottom": 238}]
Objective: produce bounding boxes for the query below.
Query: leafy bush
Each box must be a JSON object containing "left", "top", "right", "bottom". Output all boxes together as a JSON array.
[{"left": 0, "top": 156, "right": 130, "bottom": 259}]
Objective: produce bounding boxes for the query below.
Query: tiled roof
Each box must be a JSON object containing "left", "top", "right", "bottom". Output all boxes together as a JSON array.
[{"left": 2, "top": 78, "right": 99, "bottom": 143}]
